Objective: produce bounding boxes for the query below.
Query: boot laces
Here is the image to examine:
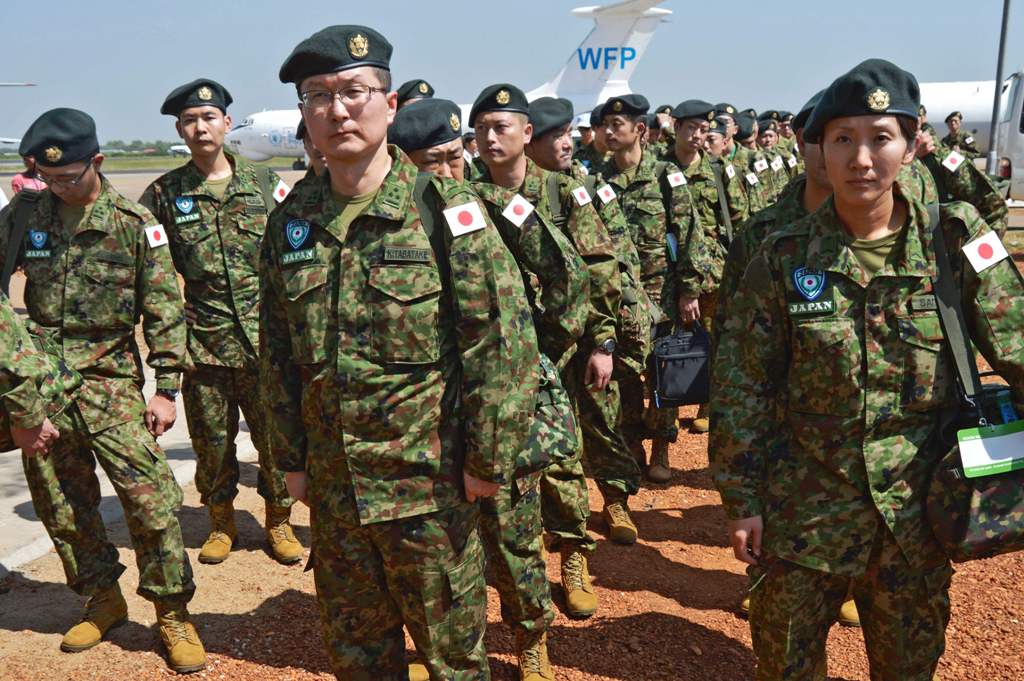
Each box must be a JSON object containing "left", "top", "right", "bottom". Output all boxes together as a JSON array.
[
  {"left": 562, "top": 551, "right": 586, "bottom": 591},
  {"left": 607, "top": 502, "right": 631, "bottom": 526},
  {"left": 161, "top": 613, "right": 191, "bottom": 644},
  {"left": 268, "top": 521, "right": 293, "bottom": 544},
  {"left": 520, "top": 643, "right": 543, "bottom": 673}
]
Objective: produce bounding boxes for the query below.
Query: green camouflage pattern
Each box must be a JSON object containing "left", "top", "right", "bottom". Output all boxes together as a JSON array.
[
  {"left": 311, "top": 502, "right": 489, "bottom": 680},
  {"left": 749, "top": 147, "right": 789, "bottom": 203},
  {"left": 921, "top": 143, "right": 1008, "bottom": 236},
  {"left": 140, "top": 151, "right": 279, "bottom": 368},
  {"left": 574, "top": 142, "right": 607, "bottom": 173},
  {"left": 260, "top": 146, "right": 539, "bottom": 525},
  {"left": 941, "top": 130, "right": 980, "bottom": 159},
  {"left": 726, "top": 145, "right": 773, "bottom": 216},
  {"left": 22, "top": 405, "right": 195, "bottom": 604},
  {"left": 0, "top": 178, "right": 187, "bottom": 433},
  {"left": 710, "top": 186, "right": 1024, "bottom": 576}
]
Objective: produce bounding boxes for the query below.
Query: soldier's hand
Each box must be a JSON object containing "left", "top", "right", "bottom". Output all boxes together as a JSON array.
[
  {"left": 145, "top": 393, "right": 177, "bottom": 437},
  {"left": 463, "top": 472, "right": 500, "bottom": 502},
  {"left": 12, "top": 417, "right": 60, "bottom": 457},
  {"left": 915, "top": 131, "right": 936, "bottom": 158},
  {"left": 678, "top": 296, "right": 700, "bottom": 325},
  {"left": 183, "top": 301, "right": 198, "bottom": 326},
  {"left": 285, "top": 472, "right": 309, "bottom": 507},
  {"left": 728, "top": 515, "right": 763, "bottom": 566},
  {"left": 585, "top": 350, "right": 614, "bottom": 391}
]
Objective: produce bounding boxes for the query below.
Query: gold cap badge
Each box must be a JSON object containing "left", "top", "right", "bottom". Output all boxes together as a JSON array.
[
  {"left": 612, "top": 100, "right": 623, "bottom": 112},
  {"left": 197, "top": 86, "right": 213, "bottom": 101},
  {"left": 726, "top": 106, "right": 735, "bottom": 114},
  {"left": 348, "top": 33, "right": 369, "bottom": 59},
  {"left": 418, "top": 82, "right": 429, "bottom": 94},
  {"left": 496, "top": 89, "right": 510, "bottom": 105},
  {"left": 449, "top": 113, "right": 460, "bottom": 132},
  {"left": 866, "top": 88, "right": 890, "bottom": 112},
  {"left": 44, "top": 146, "right": 63, "bottom": 163},
  {"left": 706, "top": 111, "right": 715, "bottom": 121}
]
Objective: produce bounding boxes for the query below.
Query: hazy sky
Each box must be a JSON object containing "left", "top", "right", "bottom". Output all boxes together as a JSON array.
[{"left": 2, "top": 0, "right": 1021, "bottom": 142}]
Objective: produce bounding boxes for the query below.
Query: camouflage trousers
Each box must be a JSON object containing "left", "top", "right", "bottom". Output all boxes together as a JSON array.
[
  {"left": 540, "top": 355, "right": 596, "bottom": 553},
  {"left": 182, "top": 363, "right": 290, "bottom": 507},
  {"left": 312, "top": 502, "right": 490, "bottom": 681},
  {"left": 748, "top": 530, "right": 952, "bottom": 681},
  {"left": 619, "top": 363, "right": 679, "bottom": 445},
  {"left": 479, "top": 474, "right": 553, "bottom": 642},
  {"left": 21, "top": 403, "right": 195, "bottom": 604}
]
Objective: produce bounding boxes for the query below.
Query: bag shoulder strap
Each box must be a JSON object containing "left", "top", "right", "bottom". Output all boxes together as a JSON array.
[
  {"left": 710, "top": 161, "right": 734, "bottom": 244},
  {"left": 2, "top": 189, "right": 41, "bottom": 296},
  {"left": 258, "top": 166, "right": 276, "bottom": 211},
  {"left": 929, "top": 201, "right": 984, "bottom": 402},
  {"left": 412, "top": 172, "right": 453, "bottom": 307},
  {"left": 545, "top": 171, "right": 564, "bottom": 225}
]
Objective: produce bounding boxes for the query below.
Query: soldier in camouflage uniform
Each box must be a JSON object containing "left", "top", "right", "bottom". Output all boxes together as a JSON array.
[
  {"left": 575, "top": 108, "right": 608, "bottom": 172},
  {"left": 141, "top": 79, "right": 300, "bottom": 567},
  {"left": 723, "top": 108, "right": 773, "bottom": 215},
  {"left": 942, "top": 110, "right": 980, "bottom": 159},
  {"left": 592, "top": 94, "right": 712, "bottom": 494},
  {"left": 711, "top": 59, "right": 1024, "bottom": 680},
  {"left": 918, "top": 104, "right": 939, "bottom": 141},
  {"left": 470, "top": 85, "right": 619, "bottom": 626},
  {"left": 754, "top": 115, "right": 793, "bottom": 202},
  {"left": 0, "top": 108, "right": 204, "bottom": 673},
  {"left": 264, "top": 28, "right": 539, "bottom": 679}
]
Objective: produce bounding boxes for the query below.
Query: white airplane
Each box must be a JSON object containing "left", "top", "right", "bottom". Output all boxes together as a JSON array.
[
  {"left": 0, "top": 137, "right": 21, "bottom": 154},
  {"left": 226, "top": 0, "right": 670, "bottom": 166},
  {"left": 169, "top": 144, "right": 192, "bottom": 157}
]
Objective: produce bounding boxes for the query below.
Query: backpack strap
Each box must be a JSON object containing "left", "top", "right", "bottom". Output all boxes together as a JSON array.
[
  {"left": 545, "top": 171, "right": 567, "bottom": 232},
  {"left": 2, "top": 189, "right": 41, "bottom": 296},
  {"left": 258, "top": 166, "right": 277, "bottom": 211},
  {"left": 412, "top": 171, "right": 453, "bottom": 306},
  {"left": 710, "top": 161, "right": 734, "bottom": 245}
]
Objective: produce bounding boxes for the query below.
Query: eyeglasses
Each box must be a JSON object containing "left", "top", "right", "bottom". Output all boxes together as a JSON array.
[
  {"left": 37, "top": 157, "right": 95, "bottom": 187},
  {"left": 300, "top": 84, "right": 387, "bottom": 112}
]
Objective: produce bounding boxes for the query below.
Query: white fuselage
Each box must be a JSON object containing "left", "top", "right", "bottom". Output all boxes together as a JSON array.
[{"left": 225, "top": 110, "right": 303, "bottom": 161}]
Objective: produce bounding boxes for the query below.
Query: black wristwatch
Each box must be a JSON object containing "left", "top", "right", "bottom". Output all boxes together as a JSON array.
[
  {"left": 597, "top": 338, "right": 616, "bottom": 355},
  {"left": 157, "top": 388, "right": 179, "bottom": 401}
]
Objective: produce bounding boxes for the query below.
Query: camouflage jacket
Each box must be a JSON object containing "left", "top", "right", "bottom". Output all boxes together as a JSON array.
[
  {"left": 260, "top": 148, "right": 539, "bottom": 525},
  {"left": 710, "top": 188, "right": 1024, "bottom": 575},
  {"left": 0, "top": 179, "right": 186, "bottom": 433},
  {"left": 751, "top": 145, "right": 791, "bottom": 202},
  {"left": 942, "top": 130, "right": 980, "bottom": 159},
  {"left": 919, "top": 145, "right": 1008, "bottom": 236},
  {"left": 574, "top": 142, "right": 607, "bottom": 174},
  {"left": 726, "top": 144, "right": 772, "bottom": 215},
  {"left": 140, "top": 152, "right": 282, "bottom": 368},
  {"left": 469, "top": 180, "right": 589, "bottom": 363},
  {"left": 476, "top": 158, "right": 621, "bottom": 350},
  {"left": 594, "top": 149, "right": 710, "bottom": 316}
]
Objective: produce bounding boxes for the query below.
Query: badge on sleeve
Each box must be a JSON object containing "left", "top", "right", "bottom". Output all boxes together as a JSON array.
[
  {"left": 787, "top": 155, "right": 798, "bottom": 168},
  {"left": 282, "top": 219, "right": 315, "bottom": 264},
  {"left": 788, "top": 266, "right": 834, "bottom": 316},
  {"left": 25, "top": 230, "right": 51, "bottom": 258},
  {"left": 273, "top": 179, "right": 291, "bottom": 203},
  {"left": 724, "top": 164, "right": 736, "bottom": 179},
  {"left": 502, "top": 194, "right": 535, "bottom": 228},
  {"left": 754, "top": 158, "right": 769, "bottom": 173},
  {"left": 443, "top": 201, "right": 488, "bottom": 236},
  {"left": 962, "top": 231, "right": 1009, "bottom": 273},
  {"left": 770, "top": 156, "right": 784, "bottom": 171},
  {"left": 145, "top": 224, "right": 168, "bottom": 248},
  {"left": 745, "top": 172, "right": 759, "bottom": 186},
  {"left": 571, "top": 186, "right": 592, "bottom": 206},
  {"left": 667, "top": 171, "right": 686, "bottom": 187},
  {"left": 942, "top": 150, "right": 966, "bottom": 173},
  {"left": 596, "top": 184, "right": 617, "bottom": 204},
  {"left": 965, "top": 136, "right": 974, "bottom": 145},
  {"left": 793, "top": 266, "right": 826, "bottom": 301},
  {"left": 174, "top": 196, "right": 200, "bottom": 224}
]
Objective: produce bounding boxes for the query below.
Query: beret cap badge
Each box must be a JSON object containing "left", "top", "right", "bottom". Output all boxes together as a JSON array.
[
  {"left": 496, "top": 89, "right": 511, "bottom": 105},
  {"left": 45, "top": 146, "right": 63, "bottom": 163},
  {"left": 612, "top": 100, "right": 623, "bottom": 112},
  {"left": 866, "top": 88, "right": 890, "bottom": 112},
  {"left": 706, "top": 111, "right": 715, "bottom": 121},
  {"left": 348, "top": 33, "right": 369, "bottom": 59},
  {"left": 449, "top": 113, "right": 460, "bottom": 132},
  {"left": 197, "top": 86, "right": 213, "bottom": 101},
  {"left": 418, "top": 82, "right": 429, "bottom": 94}
]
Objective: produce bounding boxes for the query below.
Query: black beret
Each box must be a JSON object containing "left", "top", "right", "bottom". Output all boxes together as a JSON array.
[
  {"left": 671, "top": 99, "right": 715, "bottom": 121},
  {"left": 296, "top": 119, "right": 307, "bottom": 141},
  {"left": 280, "top": 25, "right": 392, "bottom": 85},
  {"left": 945, "top": 110, "right": 962, "bottom": 122},
  {"left": 759, "top": 109, "right": 780, "bottom": 122},
  {"left": 396, "top": 79, "right": 434, "bottom": 107},
  {"left": 469, "top": 83, "right": 529, "bottom": 127},
  {"left": 804, "top": 58, "right": 920, "bottom": 143},
  {"left": 389, "top": 98, "right": 463, "bottom": 153},
  {"left": 599, "top": 94, "right": 649, "bottom": 119},
  {"left": 735, "top": 112, "right": 757, "bottom": 141},
  {"left": 707, "top": 118, "right": 729, "bottom": 136},
  {"left": 529, "top": 97, "right": 574, "bottom": 138},
  {"left": 655, "top": 104, "right": 673, "bottom": 115},
  {"left": 714, "top": 102, "right": 737, "bottom": 116},
  {"left": 779, "top": 111, "right": 794, "bottom": 122},
  {"left": 22, "top": 108, "right": 99, "bottom": 167},
  {"left": 160, "top": 79, "right": 232, "bottom": 116},
  {"left": 463, "top": 130, "right": 476, "bottom": 140},
  {"left": 792, "top": 90, "right": 825, "bottom": 132},
  {"left": 644, "top": 113, "right": 659, "bottom": 129},
  {"left": 589, "top": 106, "right": 603, "bottom": 127},
  {"left": 758, "top": 118, "right": 778, "bottom": 133}
]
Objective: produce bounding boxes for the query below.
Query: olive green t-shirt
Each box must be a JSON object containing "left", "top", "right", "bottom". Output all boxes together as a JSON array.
[
  {"left": 204, "top": 174, "right": 233, "bottom": 201},
  {"left": 846, "top": 229, "right": 901, "bottom": 277},
  {"left": 331, "top": 189, "right": 379, "bottom": 232},
  {"left": 57, "top": 200, "right": 96, "bottom": 233}
]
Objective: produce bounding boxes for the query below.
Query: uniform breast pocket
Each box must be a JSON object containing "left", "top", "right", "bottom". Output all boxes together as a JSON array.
[
  {"left": 175, "top": 224, "right": 220, "bottom": 280},
  {"left": 283, "top": 264, "right": 330, "bottom": 364},
  {"left": 81, "top": 256, "right": 136, "bottom": 329},
  {"left": 789, "top": 318, "right": 861, "bottom": 416},
  {"left": 896, "top": 314, "right": 950, "bottom": 411},
  {"left": 367, "top": 264, "right": 443, "bottom": 365}
]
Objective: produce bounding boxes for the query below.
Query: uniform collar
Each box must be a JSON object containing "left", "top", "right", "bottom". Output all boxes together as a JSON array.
[
  {"left": 43, "top": 175, "right": 117, "bottom": 237},
  {"left": 179, "top": 150, "right": 258, "bottom": 200}
]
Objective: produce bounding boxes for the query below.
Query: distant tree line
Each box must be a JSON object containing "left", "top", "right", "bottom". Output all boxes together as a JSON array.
[{"left": 100, "top": 140, "right": 178, "bottom": 155}]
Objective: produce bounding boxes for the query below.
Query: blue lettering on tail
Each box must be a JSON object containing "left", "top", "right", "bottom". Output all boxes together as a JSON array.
[
  {"left": 577, "top": 46, "right": 638, "bottom": 70},
  {"left": 621, "top": 46, "right": 636, "bottom": 66},
  {"left": 577, "top": 47, "right": 602, "bottom": 70}
]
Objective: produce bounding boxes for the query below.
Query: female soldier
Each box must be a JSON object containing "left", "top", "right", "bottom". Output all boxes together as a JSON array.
[{"left": 710, "top": 59, "right": 1024, "bottom": 680}]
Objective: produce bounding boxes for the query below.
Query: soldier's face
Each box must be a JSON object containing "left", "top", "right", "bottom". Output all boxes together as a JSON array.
[
  {"left": 758, "top": 129, "right": 777, "bottom": 148},
  {"left": 475, "top": 112, "right": 532, "bottom": 167},
  {"left": 526, "top": 124, "right": 574, "bottom": 172},
  {"left": 36, "top": 155, "right": 104, "bottom": 206},
  {"left": 593, "top": 126, "right": 608, "bottom": 153},
  {"left": 464, "top": 137, "right": 478, "bottom": 155},
  {"left": 674, "top": 118, "right": 708, "bottom": 153},
  {"left": 796, "top": 130, "right": 830, "bottom": 192},
  {"left": 579, "top": 128, "right": 594, "bottom": 145},
  {"left": 298, "top": 68, "right": 397, "bottom": 163},
  {"left": 704, "top": 132, "right": 727, "bottom": 157},
  {"left": 947, "top": 117, "right": 961, "bottom": 135},
  {"left": 821, "top": 115, "right": 915, "bottom": 206},
  {"left": 408, "top": 138, "right": 465, "bottom": 181},
  {"left": 779, "top": 121, "right": 793, "bottom": 138},
  {"left": 176, "top": 106, "right": 231, "bottom": 156},
  {"left": 602, "top": 115, "right": 641, "bottom": 151}
]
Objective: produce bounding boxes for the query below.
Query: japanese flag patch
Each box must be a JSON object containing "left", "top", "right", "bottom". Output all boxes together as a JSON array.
[
  {"left": 571, "top": 186, "right": 592, "bottom": 206},
  {"left": 942, "top": 150, "right": 966, "bottom": 173},
  {"left": 502, "top": 194, "right": 535, "bottom": 228},
  {"left": 596, "top": 184, "right": 617, "bottom": 204},
  {"left": 770, "top": 156, "right": 784, "bottom": 171},
  {"left": 724, "top": 164, "right": 736, "bottom": 179},
  {"left": 745, "top": 172, "right": 759, "bottom": 186},
  {"left": 787, "top": 155, "right": 798, "bottom": 168},
  {"left": 145, "top": 224, "right": 168, "bottom": 248},
  {"left": 962, "top": 231, "right": 1009, "bottom": 273},
  {"left": 443, "top": 201, "right": 488, "bottom": 237},
  {"left": 667, "top": 171, "right": 687, "bottom": 187},
  {"left": 273, "top": 179, "right": 291, "bottom": 203},
  {"left": 754, "top": 158, "right": 769, "bottom": 173},
  {"left": 965, "top": 136, "right": 974, "bottom": 145}
]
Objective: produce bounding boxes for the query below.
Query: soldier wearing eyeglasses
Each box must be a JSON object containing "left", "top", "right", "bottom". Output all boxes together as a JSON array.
[{"left": 0, "top": 108, "right": 203, "bottom": 673}]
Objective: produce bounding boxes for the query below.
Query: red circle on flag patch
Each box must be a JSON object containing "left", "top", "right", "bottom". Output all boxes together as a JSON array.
[
  {"left": 513, "top": 205, "right": 524, "bottom": 216},
  {"left": 458, "top": 210, "right": 474, "bottom": 226},
  {"left": 153, "top": 230, "right": 163, "bottom": 242},
  {"left": 978, "top": 243, "right": 994, "bottom": 259},
  {"left": 277, "top": 188, "right": 286, "bottom": 197}
]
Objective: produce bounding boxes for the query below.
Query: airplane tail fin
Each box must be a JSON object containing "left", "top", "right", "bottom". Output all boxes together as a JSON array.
[{"left": 526, "top": 0, "right": 670, "bottom": 113}]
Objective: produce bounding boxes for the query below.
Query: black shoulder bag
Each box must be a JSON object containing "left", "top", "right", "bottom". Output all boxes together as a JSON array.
[{"left": 647, "top": 323, "right": 711, "bottom": 408}]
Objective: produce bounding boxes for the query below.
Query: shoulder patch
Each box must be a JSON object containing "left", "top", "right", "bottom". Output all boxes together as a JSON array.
[
  {"left": 273, "top": 179, "right": 290, "bottom": 203},
  {"left": 962, "top": 230, "right": 1009, "bottom": 273},
  {"left": 787, "top": 155, "right": 798, "bottom": 168},
  {"left": 443, "top": 201, "right": 488, "bottom": 236},
  {"left": 724, "top": 164, "right": 736, "bottom": 179},
  {"left": 571, "top": 185, "right": 592, "bottom": 206},
  {"left": 145, "top": 224, "right": 168, "bottom": 248},
  {"left": 770, "top": 156, "right": 784, "bottom": 171},
  {"left": 942, "top": 150, "right": 966, "bottom": 173},
  {"left": 666, "top": 171, "right": 687, "bottom": 187},
  {"left": 596, "top": 184, "right": 617, "bottom": 204},
  {"left": 746, "top": 172, "right": 760, "bottom": 186},
  {"left": 754, "top": 158, "right": 769, "bottom": 173},
  {"left": 502, "top": 194, "right": 535, "bottom": 228}
]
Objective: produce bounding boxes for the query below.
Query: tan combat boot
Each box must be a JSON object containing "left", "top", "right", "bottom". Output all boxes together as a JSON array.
[
  {"left": 516, "top": 631, "right": 554, "bottom": 681},
  {"left": 199, "top": 501, "right": 237, "bottom": 564},
  {"left": 647, "top": 439, "right": 672, "bottom": 483},
  {"left": 408, "top": 661, "right": 430, "bottom": 681},
  {"left": 156, "top": 603, "right": 206, "bottom": 674},
  {"left": 266, "top": 503, "right": 303, "bottom": 565},
  {"left": 838, "top": 598, "right": 861, "bottom": 627},
  {"left": 602, "top": 500, "right": 638, "bottom": 545},
  {"left": 560, "top": 546, "right": 597, "bottom": 619},
  {"left": 60, "top": 583, "right": 128, "bottom": 652},
  {"left": 690, "top": 403, "right": 710, "bottom": 434}
]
